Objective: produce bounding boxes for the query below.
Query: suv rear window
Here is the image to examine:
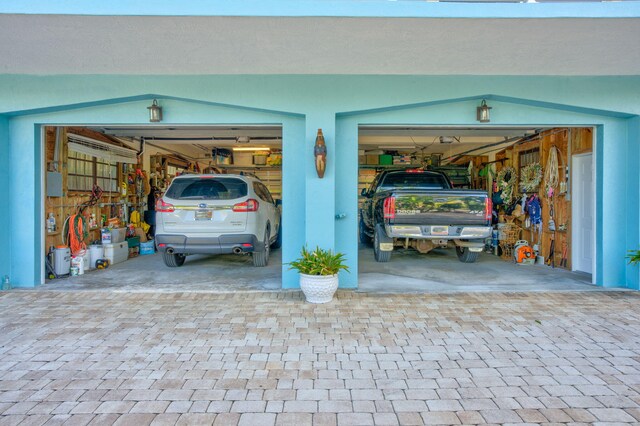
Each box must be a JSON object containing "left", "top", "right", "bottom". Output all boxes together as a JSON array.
[
  {"left": 166, "top": 177, "right": 248, "bottom": 200},
  {"left": 379, "top": 173, "right": 447, "bottom": 190}
]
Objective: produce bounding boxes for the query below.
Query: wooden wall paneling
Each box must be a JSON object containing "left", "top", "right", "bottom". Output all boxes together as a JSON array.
[
  {"left": 472, "top": 155, "right": 489, "bottom": 190},
  {"left": 571, "top": 127, "right": 593, "bottom": 155},
  {"left": 45, "top": 126, "right": 129, "bottom": 256},
  {"left": 495, "top": 149, "right": 507, "bottom": 174},
  {"left": 538, "top": 129, "right": 572, "bottom": 269}
]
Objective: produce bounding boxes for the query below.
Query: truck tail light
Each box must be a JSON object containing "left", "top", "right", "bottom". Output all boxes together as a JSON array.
[
  {"left": 485, "top": 197, "right": 493, "bottom": 222},
  {"left": 233, "top": 198, "right": 259, "bottom": 212},
  {"left": 383, "top": 196, "right": 396, "bottom": 219},
  {"left": 156, "top": 198, "right": 175, "bottom": 213}
]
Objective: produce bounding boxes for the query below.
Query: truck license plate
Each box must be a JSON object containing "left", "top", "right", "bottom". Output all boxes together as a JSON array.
[
  {"left": 431, "top": 226, "right": 449, "bottom": 236},
  {"left": 195, "top": 209, "right": 212, "bottom": 220}
]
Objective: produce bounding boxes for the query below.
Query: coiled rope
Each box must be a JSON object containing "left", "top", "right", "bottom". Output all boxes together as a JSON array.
[{"left": 544, "top": 146, "right": 559, "bottom": 198}]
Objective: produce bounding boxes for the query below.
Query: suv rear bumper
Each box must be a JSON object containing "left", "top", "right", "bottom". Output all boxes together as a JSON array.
[{"left": 155, "top": 233, "right": 262, "bottom": 255}]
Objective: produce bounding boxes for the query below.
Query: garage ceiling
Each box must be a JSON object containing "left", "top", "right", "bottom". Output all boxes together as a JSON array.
[
  {"left": 1, "top": 14, "right": 639, "bottom": 75},
  {"left": 88, "top": 125, "right": 542, "bottom": 159}
]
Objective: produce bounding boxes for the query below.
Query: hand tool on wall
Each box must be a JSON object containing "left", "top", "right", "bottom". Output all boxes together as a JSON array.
[
  {"left": 547, "top": 238, "right": 555, "bottom": 268},
  {"left": 560, "top": 242, "right": 568, "bottom": 268}
]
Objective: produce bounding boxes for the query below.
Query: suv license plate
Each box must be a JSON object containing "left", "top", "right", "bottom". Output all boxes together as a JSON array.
[
  {"left": 195, "top": 210, "right": 212, "bottom": 220},
  {"left": 431, "top": 226, "right": 449, "bottom": 236}
]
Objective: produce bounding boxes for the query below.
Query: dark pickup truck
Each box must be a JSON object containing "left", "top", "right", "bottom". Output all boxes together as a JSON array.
[{"left": 359, "top": 169, "right": 492, "bottom": 263}]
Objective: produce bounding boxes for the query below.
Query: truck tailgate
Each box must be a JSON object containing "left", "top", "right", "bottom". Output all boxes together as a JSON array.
[{"left": 390, "top": 190, "right": 488, "bottom": 226}]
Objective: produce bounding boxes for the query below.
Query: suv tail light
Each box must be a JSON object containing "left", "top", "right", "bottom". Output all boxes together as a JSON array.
[
  {"left": 233, "top": 199, "right": 259, "bottom": 212},
  {"left": 485, "top": 197, "right": 493, "bottom": 222},
  {"left": 156, "top": 198, "right": 175, "bottom": 213},
  {"left": 383, "top": 196, "right": 396, "bottom": 219}
]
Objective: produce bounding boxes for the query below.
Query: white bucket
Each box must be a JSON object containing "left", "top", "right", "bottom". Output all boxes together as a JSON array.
[
  {"left": 71, "top": 255, "right": 85, "bottom": 275},
  {"left": 89, "top": 245, "right": 104, "bottom": 270},
  {"left": 81, "top": 250, "right": 91, "bottom": 271},
  {"left": 54, "top": 246, "right": 70, "bottom": 276}
]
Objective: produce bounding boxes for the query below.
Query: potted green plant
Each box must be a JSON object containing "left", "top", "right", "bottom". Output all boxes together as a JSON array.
[
  {"left": 288, "top": 246, "right": 349, "bottom": 303},
  {"left": 627, "top": 250, "right": 640, "bottom": 265}
]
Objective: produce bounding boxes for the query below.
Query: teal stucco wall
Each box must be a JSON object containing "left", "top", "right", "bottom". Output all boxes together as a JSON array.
[
  {"left": 0, "top": 75, "right": 639, "bottom": 289},
  {"left": 0, "top": 116, "right": 10, "bottom": 281}
]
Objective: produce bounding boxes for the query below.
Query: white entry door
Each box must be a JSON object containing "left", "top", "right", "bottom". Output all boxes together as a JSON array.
[{"left": 572, "top": 154, "right": 594, "bottom": 274}]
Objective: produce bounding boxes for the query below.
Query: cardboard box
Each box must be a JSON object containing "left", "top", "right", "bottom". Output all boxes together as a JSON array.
[
  {"left": 366, "top": 155, "right": 379, "bottom": 165},
  {"left": 393, "top": 155, "right": 411, "bottom": 164},
  {"left": 134, "top": 227, "right": 148, "bottom": 243}
]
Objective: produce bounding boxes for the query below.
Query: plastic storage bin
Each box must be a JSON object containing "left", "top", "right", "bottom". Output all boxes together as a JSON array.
[
  {"left": 126, "top": 236, "right": 140, "bottom": 248},
  {"left": 110, "top": 228, "right": 126, "bottom": 244},
  {"left": 379, "top": 154, "right": 393, "bottom": 165},
  {"left": 103, "top": 242, "right": 129, "bottom": 265}
]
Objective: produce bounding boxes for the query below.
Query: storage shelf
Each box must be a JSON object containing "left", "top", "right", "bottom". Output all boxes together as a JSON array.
[
  {"left": 358, "top": 164, "right": 415, "bottom": 170},
  {"left": 214, "top": 165, "right": 282, "bottom": 199},
  {"left": 214, "top": 165, "right": 281, "bottom": 170}
]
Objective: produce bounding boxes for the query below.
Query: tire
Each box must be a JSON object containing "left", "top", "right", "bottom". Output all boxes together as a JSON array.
[
  {"left": 373, "top": 225, "right": 391, "bottom": 263},
  {"left": 163, "top": 252, "right": 186, "bottom": 267},
  {"left": 359, "top": 217, "right": 372, "bottom": 245},
  {"left": 253, "top": 228, "right": 270, "bottom": 267},
  {"left": 271, "top": 223, "right": 282, "bottom": 249},
  {"left": 456, "top": 246, "right": 480, "bottom": 263}
]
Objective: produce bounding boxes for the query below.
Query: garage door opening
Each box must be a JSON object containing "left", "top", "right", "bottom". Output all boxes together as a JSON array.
[
  {"left": 42, "top": 125, "right": 283, "bottom": 290},
  {"left": 357, "top": 126, "right": 596, "bottom": 292}
]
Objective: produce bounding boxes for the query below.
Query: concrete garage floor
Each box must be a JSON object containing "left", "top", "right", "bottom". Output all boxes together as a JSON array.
[
  {"left": 42, "top": 250, "right": 283, "bottom": 292},
  {"left": 40, "top": 245, "right": 601, "bottom": 293},
  {"left": 357, "top": 245, "right": 599, "bottom": 293}
]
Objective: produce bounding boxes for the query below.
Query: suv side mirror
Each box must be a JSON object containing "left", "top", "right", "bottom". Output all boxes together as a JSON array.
[{"left": 360, "top": 188, "right": 368, "bottom": 197}]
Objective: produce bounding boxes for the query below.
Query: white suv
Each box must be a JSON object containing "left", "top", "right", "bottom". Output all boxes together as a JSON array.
[{"left": 155, "top": 174, "right": 281, "bottom": 267}]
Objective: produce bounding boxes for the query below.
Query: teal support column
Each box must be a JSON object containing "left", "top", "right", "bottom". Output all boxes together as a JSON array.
[
  {"left": 335, "top": 117, "right": 358, "bottom": 288},
  {"left": 305, "top": 114, "right": 336, "bottom": 250},
  {"left": 0, "top": 116, "right": 10, "bottom": 281},
  {"left": 282, "top": 118, "right": 307, "bottom": 288},
  {"left": 599, "top": 121, "right": 628, "bottom": 288},
  {"left": 625, "top": 117, "right": 640, "bottom": 289},
  {"left": 9, "top": 119, "right": 41, "bottom": 287}
]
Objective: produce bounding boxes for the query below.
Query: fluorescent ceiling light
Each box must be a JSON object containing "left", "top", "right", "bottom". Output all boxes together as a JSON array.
[
  {"left": 439, "top": 136, "right": 455, "bottom": 144},
  {"left": 232, "top": 147, "right": 271, "bottom": 152},
  {"left": 377, "top": 145, "right": 416, "bottom": 149}
]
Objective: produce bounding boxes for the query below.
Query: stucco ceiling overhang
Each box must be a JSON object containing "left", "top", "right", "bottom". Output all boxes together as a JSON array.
[{"left": 1, "top": 14, "right": 639, "bottom": 75}]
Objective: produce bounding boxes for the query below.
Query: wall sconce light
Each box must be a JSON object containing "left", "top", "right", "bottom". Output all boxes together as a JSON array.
[
  {"left": 476, "top": 99, "right": 492, "bottom": 123},
  {"left": 314, "top": 129, "right": 327, "bottom": 179},
  {"left": 148, "top": 99, "right": 163, "bottom": 122}
]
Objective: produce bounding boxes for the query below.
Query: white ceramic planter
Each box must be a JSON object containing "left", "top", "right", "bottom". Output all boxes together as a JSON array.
[{"left": 299, "top": 273, "right": 339, "bottom": 304}]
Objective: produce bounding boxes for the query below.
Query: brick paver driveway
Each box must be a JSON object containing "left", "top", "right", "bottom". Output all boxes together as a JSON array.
[{"left": 1, "top": 290, "right": 640, "bottom": 425}]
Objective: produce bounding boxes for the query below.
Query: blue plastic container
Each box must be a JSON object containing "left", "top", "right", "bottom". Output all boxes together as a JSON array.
[{"left": 140, "top": 240, "right": 155, "bottom": 255}]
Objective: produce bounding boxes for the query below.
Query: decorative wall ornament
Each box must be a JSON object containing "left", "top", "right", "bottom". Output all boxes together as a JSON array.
[
  {"left": 520, "top": 162, "right": 543, "bottom": 193},
  {"left": 314, "top": 128, "right": 327, "bottom": 178},
  {"left": 496, "top": 166, "right": 517, "bottom": 203}
]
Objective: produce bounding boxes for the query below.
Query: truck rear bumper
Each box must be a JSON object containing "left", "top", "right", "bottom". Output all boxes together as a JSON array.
[{"left": 386, "top": 225, "right": 491, "bottom": 240}]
